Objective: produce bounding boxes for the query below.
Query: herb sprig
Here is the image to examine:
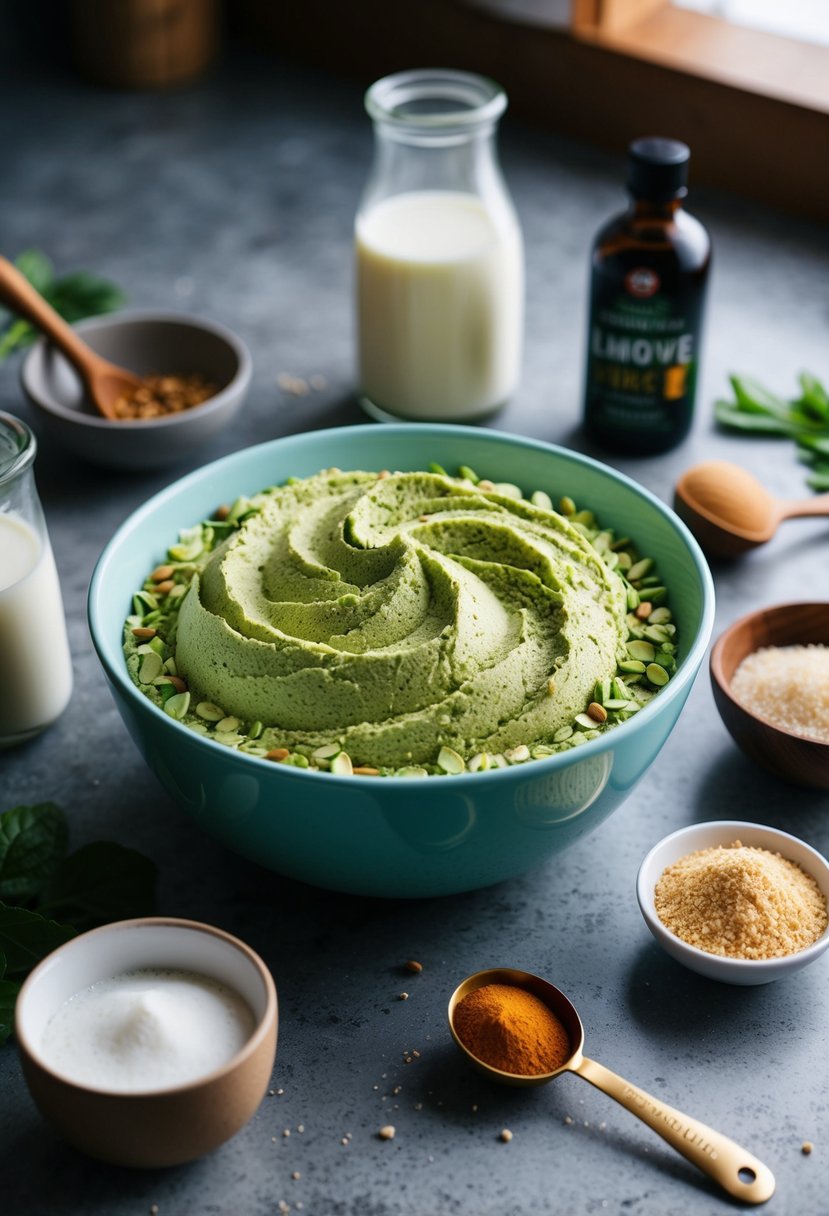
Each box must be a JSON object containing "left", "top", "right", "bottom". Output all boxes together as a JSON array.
[
  {"left": 0, "top": 250, "right": 125, "bottom": 361},
  {"left": 0, "top": 802, "right": 156, "bottom": 1043},
  {"left": 715, "top": 372, "right": 829, "bottom": 490}
]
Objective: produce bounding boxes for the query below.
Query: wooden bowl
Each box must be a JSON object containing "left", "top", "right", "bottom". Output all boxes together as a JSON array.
[{"left": 710, "top": 602, "right": 829, "bottom": 789}]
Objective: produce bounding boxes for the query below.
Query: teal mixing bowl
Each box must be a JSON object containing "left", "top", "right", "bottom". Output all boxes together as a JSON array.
[{"left": 89, "top": 425, "right": 714, "bottom": 897}]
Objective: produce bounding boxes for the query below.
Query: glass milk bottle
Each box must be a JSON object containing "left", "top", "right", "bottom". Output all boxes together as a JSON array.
[
  {"left": 0, "top": 413, "right": 73, "bottom": 746},
  {"left": 356, "top": 69, "right": 524, "bottom": 422}
]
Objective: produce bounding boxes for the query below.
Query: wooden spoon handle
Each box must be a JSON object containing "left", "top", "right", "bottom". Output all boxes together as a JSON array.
[
  {"left": 779, "top": 493, "right": 829, "bottom": 521},
  {"left": 0, "top": 255, "right": 100, "bottom": 381}
]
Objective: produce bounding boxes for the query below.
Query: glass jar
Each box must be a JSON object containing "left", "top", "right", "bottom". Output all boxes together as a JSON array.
[
  {"left": 0, "top": 413, "right": 73, "bottom": 746},
  {"left": 355, "top": 69, "right": 524, "bottom": 422}
]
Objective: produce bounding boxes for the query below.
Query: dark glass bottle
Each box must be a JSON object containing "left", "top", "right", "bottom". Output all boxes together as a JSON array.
[{"left": 583, "top": 137, "right": 711, "bottom": 455}]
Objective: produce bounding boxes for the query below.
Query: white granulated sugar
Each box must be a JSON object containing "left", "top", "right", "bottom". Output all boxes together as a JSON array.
[{"left": 731, "top": 644, "right": 829, "bottom": 743}]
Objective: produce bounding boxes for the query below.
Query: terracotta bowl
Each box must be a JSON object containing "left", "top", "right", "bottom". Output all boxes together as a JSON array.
[
  {"left": 15, "top": 917, "right": 277, "bottom": 1167},
  {"left": 710, "top": 601, "right": 829, "bottom": 789}
]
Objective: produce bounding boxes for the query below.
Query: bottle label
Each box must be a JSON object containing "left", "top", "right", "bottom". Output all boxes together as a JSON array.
[{"left": 585, "top": 265, "right": 705, "bottom": 444}]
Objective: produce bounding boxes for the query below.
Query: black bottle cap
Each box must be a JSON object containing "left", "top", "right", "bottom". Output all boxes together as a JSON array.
[{"left": 627, "top": 136, "right": 690, "bottom": 201}]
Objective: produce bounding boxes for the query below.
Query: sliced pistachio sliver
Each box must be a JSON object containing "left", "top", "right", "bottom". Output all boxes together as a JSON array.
[
  {"left": 592, "top": 530, "right": 612, "bottom": 554},
  {"left": 643, "top": 625, "right": 671, "bottom": 645},
  {"left": 603, "top": 698, "right": 631, "bottom": 711},
  {"left": 438, "top": 746, "right": 465, "bottom": 775},
  {"left": 553, "top": 726, "right": 574, "bottom": 743},
  {"left": 574, "top": 713, "right": 596, "bottom": 731},
  {"left": 467, "top": 752, "right": 489, "bottom": 773},
  {"left": 458, "top": 465, "right": 480, "bottom": 484},
  {"left": 213, "top": 732, "right": 243, "bottom": 748},
  {"left": 618, "top": 659, "right": 646, "bottom": 674},
  {"left": 133, "top": 590, "right": 158, "bottom": 615},
  {"left": 248, "top": 720, "right": 264, "bottom": 740},
  {"left": 148, "top": 636, "right": 165, "bottom": 657},
  {"left": 627, "top": 557, "right": 653, "bottom": 582},
  {"left": 530, "top": 744, "right": 555, "bottom": 759},
  {"left": 169, "top": 525, "right": 204, "bottom": 562},
  {"left": 504, "top": 744, "right": 530, "bottom": 764},
  {"left": 651, "top": 652, "right": 677, "bottom": 672},
  {"left": 571, "top": 509, "right": 595, "bottom": 527},
  {"left": 626, "top": 586, "right": 641, "bottom": 611},
  {"left": 330, "top": 752, "right": 353, "bottom": 776},
  {"left": 196, "top": 701, "right": 226, "bottom": 722},
  {"left": 164, "top": 691, "right": 190, "bottom": 719},
  {"left": 558, "top": 495, "right": 576, "bottom": 516},
  {"left": 216, "top": 716, "right": 241, "bottom": 734},
  {"left": 530, "top": 489, "right": 553, "bottom": 511},
  {"left": 139, "top": 651, "right": 163, "bottom": 683},
  {"left": 615, "top": 551, "right": 632, "bottom": 572},
  {"left": 648, "top": 607, "right": 672, "bottom": 625},
  {"left": 396, "top": 765, "right": 429, "bottom": 778},
  {"left": 611, "top": 677, "right": 629, "bottom": 701},
  {"left": 491, "top": 482, "right": 523, "bottom": 500},
  {"left": 167, "top": 583, "right": 187, "bottom": 600},
  {"left": 627, "top": 640, "right": 656, "bottom": 662},
  {"left": 489, "top": 753, "right": 508, "bottom": 769},
  {"left": 240, "top": 744, "right": 268, "bottom": 757},
  {"left": 126, "top": 613, "right": 143, "bottom": 629},
  {"left": 312, "top": 742, "right": 342, "bottom": 761},
  {"left": 187, "top": 722, "right": 209, "bottom": 735},
  {"left": 646, "top": 663, "right": 670, "bottom": 687},
  {"left": 163, "top": 658, "right": 178, "bottom": 675}
]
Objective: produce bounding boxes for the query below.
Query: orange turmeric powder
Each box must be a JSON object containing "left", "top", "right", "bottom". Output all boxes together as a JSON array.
[{"left": 453, "top": 983, "right": 571, "bottom": 1076}]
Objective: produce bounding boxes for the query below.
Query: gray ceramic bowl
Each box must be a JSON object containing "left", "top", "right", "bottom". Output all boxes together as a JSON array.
[{"left": 21, "top": 310, "right": 251, "bottom": 471}]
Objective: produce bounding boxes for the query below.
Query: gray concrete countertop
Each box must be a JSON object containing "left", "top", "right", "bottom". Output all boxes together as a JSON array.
[{"left": 1, "top": 52, "right": 828, "bottom": 1216}]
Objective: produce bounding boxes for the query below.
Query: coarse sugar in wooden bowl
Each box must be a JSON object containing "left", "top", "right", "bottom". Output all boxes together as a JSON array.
[{"left": 710, "top": 601, "right": 829, "bottom": 790}]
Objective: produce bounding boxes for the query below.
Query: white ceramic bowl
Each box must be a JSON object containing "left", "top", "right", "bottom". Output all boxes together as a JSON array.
[
  {"left": 637, "top": 821, "right": 829, "bottom": 985},
  {"left": 15, "top": 917, "right": 278, "bottom": 1166}
]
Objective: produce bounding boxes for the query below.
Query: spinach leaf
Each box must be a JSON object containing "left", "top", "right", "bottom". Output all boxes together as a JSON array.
[
  {"left": 716, "top": 371, "right": 829, "bottom": 491},
  {"left": 0, "top": 803, "right": 68, "bottom": 904},
  {"left": 0, "top": 903, "right": 76, "bottom": 977},
  {"left": 0, "top": 979, "right": 20, "bottom": 1045},
  {"left": 41, "top": 842, "right": 157, "bottom": 930},
  {"left": 0, "top": 250, "right": 125, "bottom": 360}
]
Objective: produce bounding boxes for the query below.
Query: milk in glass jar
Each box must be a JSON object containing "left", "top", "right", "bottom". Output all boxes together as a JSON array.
[
  {"left": 0, "top": 412, "right": 72, "bottom": 745},
  {"left": 356, "top": 69, "right": 524, "bottom": 422}
]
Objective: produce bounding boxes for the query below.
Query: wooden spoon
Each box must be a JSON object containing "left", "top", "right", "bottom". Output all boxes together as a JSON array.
[
  {"left": 0, "top": 255, "right": 141, "bottom": 420},
  {"left": 674, "top": 460, "right": 829, "bottom": 557}
]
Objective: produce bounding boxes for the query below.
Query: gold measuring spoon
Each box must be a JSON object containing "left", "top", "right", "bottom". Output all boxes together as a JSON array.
[
  {"left": 0, "top": 255, "right": 141, "bottom": 420},
  {"left": 674, "top": 459, "right": 829, "bottom": 558},
  {"left": 448, "top": 968, "right": 775, "bottom": 1205}
]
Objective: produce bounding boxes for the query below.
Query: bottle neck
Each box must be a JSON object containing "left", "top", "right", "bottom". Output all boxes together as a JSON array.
[{"left": 629, "top": 196, "right": 684, "bottom": 220}]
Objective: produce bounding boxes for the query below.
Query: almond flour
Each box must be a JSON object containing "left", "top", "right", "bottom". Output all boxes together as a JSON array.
[
  {"left": 654, "top": 840, "right": 828, "bottom": 959},
  {"left": 731, "top": 644, "right": 829, "bottom": 743}
]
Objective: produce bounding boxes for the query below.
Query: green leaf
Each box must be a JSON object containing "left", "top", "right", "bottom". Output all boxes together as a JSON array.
[
  {"left": 0, "top": 978, "right": 21, "bottom": 1045},
  {"left": 15, "top": 249, "right": 54, "bottom": 294},
  {"left": 714, "top": 400, "right": 797, "bottom": 436},
  {"left": 796, "top": 372, "right": 829, "bottom": 423},
  {"left": 729, "top": 374, "right": 793, "bottom": 420},
  {"left": 0, "top": 318, "right": 35, "bottom": 359},
  {"left": 0, "top": 902, "right": 76, "bottom": 976},
  {"left": 45, "top": 273, "right": 125, "bottom": 323},
  {"left": 797, "top": 434, "right": 829, "bottom": 457},
  {"left": 41, "top": 842, "right": 157, "bottom": 930},
  {"left": 807, "top": 468, "right": 829, "bottom": 491},
  {"left": 0, "top": 803, "right": 68, "bottom": 904}
]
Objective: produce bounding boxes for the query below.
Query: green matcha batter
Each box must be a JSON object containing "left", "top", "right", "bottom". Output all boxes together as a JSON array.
[{"left": 169, "top": 469, "right": 629, "bottom": 768}]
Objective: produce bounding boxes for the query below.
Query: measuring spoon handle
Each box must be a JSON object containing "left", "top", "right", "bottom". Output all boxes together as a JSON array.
[
  {"left": 0, "top": 255, "right": 97, "bottom": 379},
  {"left": 572, "top": 1055, "right": 775, "bottom": 1204}
]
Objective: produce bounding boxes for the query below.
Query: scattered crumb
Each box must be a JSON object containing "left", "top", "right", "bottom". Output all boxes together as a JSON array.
[
  {"left": 297, "top": 1124, "right": 305, "bottom": 1134},
  {"left": 405, "top": 960, "right": 423, "bottom": 973},
  {"left": 564, "top": 1116, "right": 574, "bottom": 1125},
  {"left": 277, "top": 373, "right": 310, "bottom": 396},
  {"left": 378, "top": 1125, "right": 396, "bottom": 1141},
  {"left": 472, "top": 1104, "right": 478, "bottom": 1112},
  {"left": 292, "top": 1171, "right": 301, "bottom": 1180},
  {"left": 277, "top": 1088, "right": 284, "bottom": 1096},
  {"left": 268, "top": 1089, "right": 275, "bottom": 1096},
  {"left": 414, "top": 1103, "right": 423, "bottom": 1111},
  {"left": 341, "top": 1137, "right": 349, "bottom": 1146},
  {"left": 802, "top": 1141, "right": 814, "bottom": 1155},
  {"left": 150, "top": 1207, "right": 159, "bottom": 1216},
  {"left": 500, "top": 1129, "right": 513, "bottom": 1143},
  {"left": 392, "top": 1085, "right": 402, "bottom": 1095},
  {"left": 283, "top": 1129, "right": 290, "bottom": 1138},
  {"left": 278, "top": 1202, "right": 290, "bottom": 1215},
  {"left": 399, "top": 992, "right": 409, "bottom": 1001}
]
